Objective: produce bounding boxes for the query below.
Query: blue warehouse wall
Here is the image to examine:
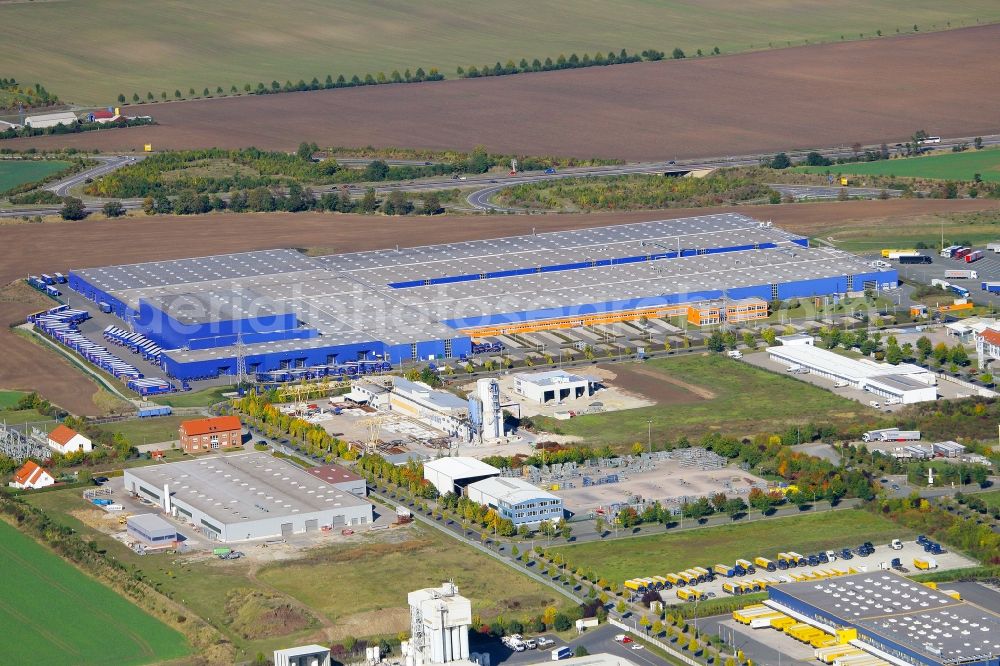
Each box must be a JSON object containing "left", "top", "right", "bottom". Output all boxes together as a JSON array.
[
  {"left": 134, "top": 300, "right": 303, "bottom": 350},
  {"left": 776, "top": 276, "right": 847, "bottom": 300},
  {"left": 68, "top": 272, "right": 135, "bottom": 320}
]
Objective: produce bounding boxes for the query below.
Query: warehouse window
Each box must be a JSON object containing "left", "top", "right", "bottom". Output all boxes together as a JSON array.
[
  {"left": 770, "top": 283, "right": 779, "bottom": 300},
  {"left": 139, "top": 485, "right": 160, "bottom": 500},
  {"left": 200, "top": 518, "right": 222, "bottom": 534}
]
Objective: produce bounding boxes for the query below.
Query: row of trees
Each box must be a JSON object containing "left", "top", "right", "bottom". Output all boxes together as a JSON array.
[
  {"left": 117, "top": 67, "right": 445, "bottom": 106},
  {"left": 0, "top": 77, "right": 59, "bottom": 109},
  {"left": 133, "top": 184, "right": 442, "bottom": 217},
  {"left": 234, "top": 392, "right": 359, "bottom": 462},
  {"left": 0, "top": 116, "right": 153, "bottom": 141},
  {"left": 874, "top": 495, "right": 1000, "bottom": 565},
  {"left": 457, "top": 46, "right": 718, "bottom": 79}
]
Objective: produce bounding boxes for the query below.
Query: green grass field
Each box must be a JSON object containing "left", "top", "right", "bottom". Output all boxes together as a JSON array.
[
  {"left": 97, "top": 414, "right": 186, "bottom": 445},
  {"left": 258, "top": 524, "right": 567, "bottom": 639},
  {"left": 552, "top": 510, "right": 910, "bottom": 583},
  {"left": 1, "top": 1, "right": 998, "bottom": 104},
  {"left": 818, "top": 211, "right": 1000, "bottom": 253},
  {"left": 0, "top": 390, "right": 27, "bottom": 409},
  {"left": 796, "top": 148, "right": 1000, "bottom": 182},
  {"left": 0, "top": 521, "right": 188, "bottom": 665},
  {"left": 0, "top": 407, "right": 56, "bottom": 427},
  {"left": 151, "top": 385, "right": 232, "bottom": 408},
  {"left": 533, "top": 355, "right": 865, "bottom": 446},
  {"left": 976, "top": 490, "right": 1000, "bottom": 509},
  {"left": 0, "top": 160, "right": 71, "bottom": 194}
]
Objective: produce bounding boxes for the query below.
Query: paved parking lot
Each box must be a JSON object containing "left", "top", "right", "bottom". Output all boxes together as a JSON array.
[
  {"left": 654, "top": 538, "right": 977, "bottom": 607},
  {"left": 892, "top": 247, "right": 1000, "bottom": 310}
]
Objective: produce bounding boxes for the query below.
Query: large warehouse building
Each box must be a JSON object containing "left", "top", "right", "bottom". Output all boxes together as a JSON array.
[
  {"left": 63, "top": 213, "right": 897, "bottom": 380},
  {"left": 123, "top": 452, "right": 373, "bottom": 541},
  {"left": 767, "top": 343, "right": 937, "bottom": 404},
  {"left": 422, "top": 457, "right": 500, "bottom": 496},
  {"left": 765, "top": 571, "right": 1000, "bottom": 666}
]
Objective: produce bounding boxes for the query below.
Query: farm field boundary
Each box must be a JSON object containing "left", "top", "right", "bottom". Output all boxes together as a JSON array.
[
  {"left": 5, "top": 25, "right": 1000, "bottom": 160},
  {"left": 2, "top": 1, "right": 998, "bottom": 105},
  {"left": 0, "top": 520, "right": 189, "bottom": 666},
  {"left": 796, "top": 147, "right": 1000, "bottom": 182}
]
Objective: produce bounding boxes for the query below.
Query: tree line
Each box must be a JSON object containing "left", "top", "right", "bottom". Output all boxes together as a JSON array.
[
  {"left": 0, "top": 116, "right": 152, "bottom": 141},
  {"left": 116, "top": 66, "right": 445, "bottom": 106},
  {"left": 457, "top": 46, "right": 721, "bottom": 79}
]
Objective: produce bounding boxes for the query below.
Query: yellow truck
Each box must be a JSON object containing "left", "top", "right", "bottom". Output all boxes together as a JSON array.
[
  {"left": 754, "top": 557, "right": 776, "bottom": 571},
  {"left": 913, "top": 558, "right": 938, "bottom": 570},
  {"left": 676, "top": 587, "right": 704, "bottom": 602}
]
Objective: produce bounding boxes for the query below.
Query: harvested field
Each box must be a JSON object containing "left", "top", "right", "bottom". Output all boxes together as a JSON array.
[
  {"left": 3, "top": 0, "right": 997, "bottom": 105},
  {"left": 597, "top": 363, "right": 710, "bottom": 403},
  {"left": 3, "top": 197, "right": 1000, "bottom": 414},
  {"left": 5, "top": 25, "right": 1000, "bottom": 159}
]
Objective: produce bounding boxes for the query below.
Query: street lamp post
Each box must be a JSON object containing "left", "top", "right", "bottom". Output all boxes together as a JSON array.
[{"left": 647, "top": 419, "right": 652, "bottom": 454}]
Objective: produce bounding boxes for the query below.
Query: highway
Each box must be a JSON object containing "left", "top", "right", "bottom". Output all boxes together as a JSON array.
[{"left": 3, "top": 132, "right": 997, "bottom": 218}]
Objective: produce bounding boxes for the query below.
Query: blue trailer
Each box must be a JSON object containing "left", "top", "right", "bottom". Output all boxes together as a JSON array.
[
  {"left": 949, "top": 284, "right": 970, "bottom": 298},
  {"left": 981, "top": 282, "right": 1000, "bottom": 294},
  {"left": 138, "top": 405, "right": 173, "bottom": 418}
]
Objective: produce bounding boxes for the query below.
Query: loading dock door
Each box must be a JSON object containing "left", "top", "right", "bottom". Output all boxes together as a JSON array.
[
  {"left": 305, "top": 519, "right": 318, "bottom": 532},
  {"left": 332, "top": 515, "right": 345, "bottom": 527},
  {"left": 280, "top": 522, "right": 293, "bottom": 537}
]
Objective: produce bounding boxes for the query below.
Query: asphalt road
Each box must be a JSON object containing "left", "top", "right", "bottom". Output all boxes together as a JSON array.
[{"left": 4, "top": 132, "right": 999, "bottom": 217}]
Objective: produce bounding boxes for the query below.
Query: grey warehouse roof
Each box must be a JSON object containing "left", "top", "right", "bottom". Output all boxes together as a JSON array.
[
  {"left": 777, "top": 572, "right": 1000, "bottom": 663},
  {"left": 126, "top": 452, "right": 370, "bottom": 524},
  {"left": 72, "top": 214, "right": 886, "bottom": 362}
]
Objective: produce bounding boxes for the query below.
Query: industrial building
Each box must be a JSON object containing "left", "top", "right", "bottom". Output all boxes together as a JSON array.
[
  {"left": 273, "top": 645, "right": 331, "bottom": 666},
  {"left": 126, "top": 513, "right": 177, "bottom": 546},
  {"left": 388, "top": 377, "right": 472, "bottom": 440},
  {"left": 767, "top": 343, "right": 937, "bottom": 404},
  {"left": 764, "top": 571, "right": 1000, "bottom": 666},
  {"left": 23, "top": 111, "right": 78, "bottom": 128},
  {"left": 405, "top": 582, "right": 473, "bottom": 666},
  {"left": 123, "top": 452, "right": 373, "bottom": 541},
  {"left": 63, "top": 213, "right": 896, "bottom": 382},
  {"left": 513, "top": 369, "right": 596, "bottom": 404},
  {"left": 465, "top": 476, "right": 563, "bottom": 527},
  {"left": 468, "top": 378, "right": 506, "bottom": 441},
  {"left": 422, "top": 457, "right": 500, "bottom": 496},
  {"left": 305, "top": 463, "right": 367, "bottom": 496}
]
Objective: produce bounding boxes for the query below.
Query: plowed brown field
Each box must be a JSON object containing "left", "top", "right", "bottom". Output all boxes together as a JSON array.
[
  {"left": 4, "top": 197, "right": 1000, "bottom": 414},
  {"left": 5, "top": 25, "right": 1000, "bottom": 159}
]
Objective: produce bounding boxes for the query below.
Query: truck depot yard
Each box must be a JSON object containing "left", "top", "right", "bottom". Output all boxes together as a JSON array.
[{"left": 0, "top": 520, "right": 189, "bottom": 666}]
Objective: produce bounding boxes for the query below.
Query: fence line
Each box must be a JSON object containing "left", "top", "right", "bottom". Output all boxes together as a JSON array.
[{"left": 608, "top": 618, "right": 701, "bottom": 666}]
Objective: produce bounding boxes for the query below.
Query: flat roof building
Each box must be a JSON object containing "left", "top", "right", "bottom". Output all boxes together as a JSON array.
[
  {"left": 126, "top": 513, "right": 177, "bottom": 546},
  {"left": 64, "top": 214, "right": 897, "bottom": 380},
  {"left": 765, "top": 571, "right": 1000, "bottom": 666},
  {"left": 123, "top": 452, "right": 372, "bottom": 542},
  {"left": 423, "top": 457, "right": 500, "bottom": 496},
  {"left": 767, "top": 344, "right": 937, "bottom": 404},
  {"left": 513, "top": 370, "right": 595, "bottom": 404},
  {"left": 389, "top": 377, "right": 471, "bottom": 440},
  {"left": 273, "top": 645, "right": 331, "bottom": 666},
  {"left": 24, "top": 111, "right": 78, "bottom": 128},
  {"left": 305, "top": 463, "right": 366, "bottom": 496},
  {"left": 466, "top": 477, "right": 563, "bottom": 526}
]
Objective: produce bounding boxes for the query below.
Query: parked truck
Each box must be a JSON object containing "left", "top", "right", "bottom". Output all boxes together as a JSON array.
[
  {"left": 965, "top": 250, "right": 984, "bottom": 263},
  {"left": 899, "top": 254, "right": 932, "bottom": 264},
  {"left": 954, "top": 247, "right": 972, "bottom": 260},
  {"left": 754, "top": 557, "right": 777, "bottom": 572},
  {"left": 913, "top": 557, "right": 938, "bottom": 570},
  {"left": 944, "top": 269, "right": 978, "bottom": 279},
  {"left": 988, "top": 242, "right": 1000, "bottom": 253},
  {"left": 981, "top": 282, "right": 1000, "bottom": 294},
  {"left": 714, "top": 563, "right": 736, "bottom": 577},
  {"left": 940, "top": 245, "right": 962, "bottom": 258},
  {"left": 862, "top": 428, "right": 921, "bottom": 442}
]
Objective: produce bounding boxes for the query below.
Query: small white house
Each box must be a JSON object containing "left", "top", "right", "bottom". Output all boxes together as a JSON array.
[
  {"left": 9, "top": 461, "right": 55, "bottom": 489},
  {"left": 47, "top": 425, "right": 92, "bottom": 455}
]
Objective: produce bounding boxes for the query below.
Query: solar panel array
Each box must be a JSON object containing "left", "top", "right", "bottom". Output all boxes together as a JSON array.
[{"left": 70, "top": 214, "right": 888, "bottom": 361}]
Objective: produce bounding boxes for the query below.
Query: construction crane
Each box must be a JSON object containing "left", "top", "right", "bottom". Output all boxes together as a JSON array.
[{"left": 359, "top": 414, "right": 388, "bottom": 453}]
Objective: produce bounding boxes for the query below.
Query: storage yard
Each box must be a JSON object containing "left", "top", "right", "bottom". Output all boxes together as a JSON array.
[
  {"left": 531, "top": 449, "right": 766, "bottom": 518},
  {"left": 37, "top": 213, "right": 895, "bottom": 395}
]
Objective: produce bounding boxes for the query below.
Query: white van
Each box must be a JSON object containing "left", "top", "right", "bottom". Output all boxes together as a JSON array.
[
  {"left": 869, "top": 400, "right": 881, "bottom": 409},
  {"left": 726, "top": 350, "right": 743, "bottom": 359}
]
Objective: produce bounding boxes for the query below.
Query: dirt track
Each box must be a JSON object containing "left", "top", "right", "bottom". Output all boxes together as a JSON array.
[
  {"left": 3, "top": 197, "right": 999, "bottom": 415},
  {"left": 5, "top": 25, "right": 1000, "bottom": 159}
]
